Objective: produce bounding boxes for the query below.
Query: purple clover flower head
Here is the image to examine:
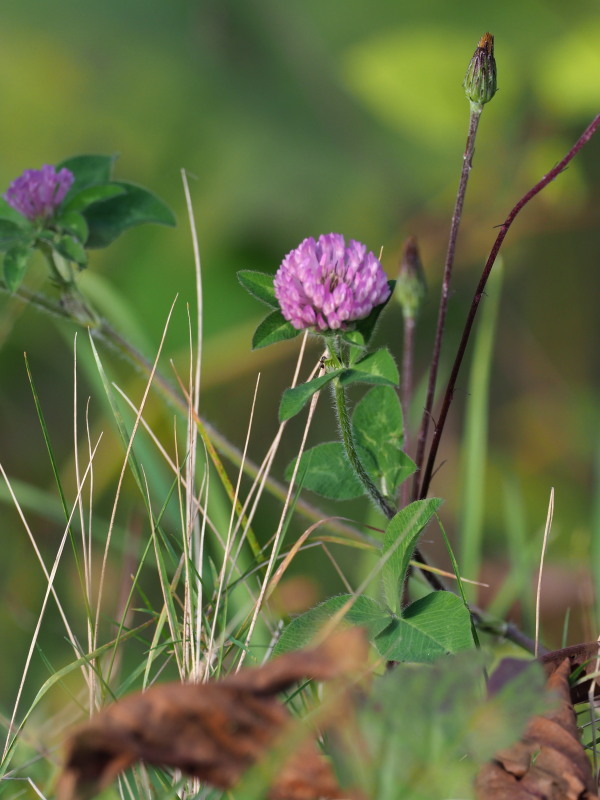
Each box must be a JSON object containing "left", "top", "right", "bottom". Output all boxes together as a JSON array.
[
  {"left": 274, "top": 233, "right": 391, "bottom": 332},
  {"left": 4, "top": 164, "right": 74, "bottom": 222}
]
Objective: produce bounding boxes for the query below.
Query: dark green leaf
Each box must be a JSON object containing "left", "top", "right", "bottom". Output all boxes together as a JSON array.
[
  {"left": 82, "top": 181, "right": 176, "bottom": 248},
  {"left": 279, "top": 370, "right": 342, "bottom": 421},
  {"left": 352, "top": 385, "right": 416, "bottom": 497},
  {"left": 63, "top": 183, "right": 126, "bottom": 214},
  {"left": 57, "top": 154, "right": 117, "bottom": 196},
  {"left": 279, "top": 348, "right": 399, "bottom": 422},
  {"left": 0, "top": 220, "right": 31, "bottom": 251},
  {"left": 0, "top": 199, "right": 32, "bottom": 228},
  {"left": 339, "top": 371, "right": 398, "bottom": 389},
  {"left": 352, "top": 279, "right": 396, "bottom": 345},
  {"left": 54, "top": 211, "right": 89, "bottom": 243},
  {"left": 3, "top": 244, "right": 32, "bottom": 292},
  {"left": 374, "top": 592, "right": 473, "bottom": 662},
  {"left": 54, "top": 235, "right": 88, "bottom": 267},
  {"left": 251, "top": 310, "right": 300, "bottom": 349},
  {"left": 238, "top": 270, "right": 278, "bottom": 308},
  {"left": 382, "top": 498, "right": 443, "bottom": 612},
  {"left": 285, "top": 442, "right": 364, "bottom": 500},
  {"left": 346, "top": 348, "right": 399, "bottom": 386},
  {"left": 341, "top": 329, "right": 366, "bottom": 352},
  {"left": 272, "top": 594, "right": 389, "bottom": 656}
]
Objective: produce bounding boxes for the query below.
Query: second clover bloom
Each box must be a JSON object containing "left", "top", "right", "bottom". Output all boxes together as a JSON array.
[
  {"left": 274, "top": 233, "right": 390, "bottom": 332},
  {"left": 4, "top": 164, "right": 74, "bottom": 222}
]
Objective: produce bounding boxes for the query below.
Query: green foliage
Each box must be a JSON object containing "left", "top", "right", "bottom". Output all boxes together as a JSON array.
[
  {"left": 330, "top": 653, "right": 550, "bottom": 799},
  {"left": 0, "top": 212, "right": 35, "bottom": 291},
  {"left": 272, "top": 595, "right": 390, "bottom": 656},
  {"left": 275, "top": 498, "right": 474, "bottom": 664},
  {"left": 0, "top": 219, "right": 32, "bottom": 250},
  {"left": 251, "top": 309, "right": 299, "bottom": 349},
  {"left": 274, "top": 590, "right": 472, "bottom": 667},
  {"left": 375, "top": 591, "right": 473, "bottom": 662},
  {"left": 3, "top": 244, "right": 31, "bottom": 292},
  {"left": 0, "top": 198, "right": 33, "bottom": 227},
  {"left": 54, "top": 233, "right": 88, "bottom": 266},
  {"left": 287, "top": 385, "right": 414, "bottom": 502},
  {"left": 237, "top": 270, "right": 279, "bottom": 308},
  {"left": 352, "top": 385, "right": 415, "bottom": 497},
  {"left": 81, "top": 180, "right": 176, "bottom": 248},
  {"left": 345, "top": 348, "right": 399, "bottom": 385},
  {"left": 0, "top": 154, "right": 176, "bottom": 292},
  {"left": 64, "top": 184, "right": 126, "bottom": 213},
  {"left": 286, "top": 442, "right": 364, "bottom": 500},
  {"left": 279, "top": 348, "right": 398, "bottom": 422},
  {"left": 238, "top": 270, "right": 303, "bottom": 348},
  {"left": 58, "top": 154, "right": 117, "bottom": 192},
  {"left": 382, "top": 499, "right": 443, "bottom": 612},
  {"left": 55, "top": 209, "right": 90, "bottom": 242},
  {"left": 459, "top": 262, "right": 503, "bottom": 601},
  {"left": 280, "top": 371, "right": 341, "bottom": 421}
]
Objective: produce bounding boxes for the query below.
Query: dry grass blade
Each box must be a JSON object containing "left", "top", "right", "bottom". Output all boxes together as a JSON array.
[
  {"left": 56, "top": 628, "right": 367, "bottom": 800},
  {"left": 535, "top": 487, "right": 554, "bottom": 658}
]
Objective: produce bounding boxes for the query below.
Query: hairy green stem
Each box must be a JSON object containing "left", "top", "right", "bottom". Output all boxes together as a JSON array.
[{"left": 332, "top": 375, "right": 396, "bottom": 520}]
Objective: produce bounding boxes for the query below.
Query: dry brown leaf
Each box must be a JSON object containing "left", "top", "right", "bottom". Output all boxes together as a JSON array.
[
  {"left": 541, "top": 642, "right": 600, "bottom": 704},
  {"left": 57, "top": 628, "right": 367, "bottom": 800},
  {"left": 475, "top": 659, "right": 599, "bottom": 800}
]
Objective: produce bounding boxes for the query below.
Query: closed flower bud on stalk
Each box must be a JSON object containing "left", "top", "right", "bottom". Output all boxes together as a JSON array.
[
  {"left": 4, "top": 165, "right": 74, "bottom": 222},
  {"left": 274, "top": 233, "right": 390, "bottom": 332},
  {"left": 463, "top": 32, "right": 497, "bottom": 110},
  {"left": 396, "top": 236, "right": 426, "bottom": 321}
]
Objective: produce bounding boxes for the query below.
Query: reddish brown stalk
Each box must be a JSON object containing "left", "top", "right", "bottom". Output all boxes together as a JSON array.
[
  {"left": 411, "top": 107, "right": 482, "bottom": 500},
  {"left": 419, "top": 113, "right": 600, "bottom": 500}
]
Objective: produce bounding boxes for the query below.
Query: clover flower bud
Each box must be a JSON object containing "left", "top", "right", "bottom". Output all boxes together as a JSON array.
[
  {"left": 4, "top": 164, "right": 74, "bottom": 222},
  {"left": 463, "top": 33, "right": 497, "bottom": 110},
  {"left": 395, "top": 235, "right": 426, "bottom": 321},
  {"left": 274, "top": 233, "right": 391, "bottom": 332}
]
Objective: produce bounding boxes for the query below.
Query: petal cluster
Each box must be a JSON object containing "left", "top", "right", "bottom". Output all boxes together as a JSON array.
[
  {"left": 274, "top": 233, "right": 390, "bottom": 332},
  {"left": 4, "top": 165, "right": 74, "bottom": 222}
]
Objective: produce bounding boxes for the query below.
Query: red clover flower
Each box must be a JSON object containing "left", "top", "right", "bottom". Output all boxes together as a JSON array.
[
  {"left": 4, "top": 164, "right": 74, "bottom": 222},
  {"left": 274, "top": 233, "right": 390, "bottom": 332}
]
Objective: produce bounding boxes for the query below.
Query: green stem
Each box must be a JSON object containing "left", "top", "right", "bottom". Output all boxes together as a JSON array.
[
  {"left": 332, "top": 375, "right": 396, "bottom": 520},
  {"left": 40, "top": 246, "right": 100, "bottom": 327}
]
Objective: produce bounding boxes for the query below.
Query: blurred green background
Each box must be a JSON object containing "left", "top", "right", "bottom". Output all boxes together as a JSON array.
[{"left": 1, "top": 0, "right": 599, "bottom": 707}]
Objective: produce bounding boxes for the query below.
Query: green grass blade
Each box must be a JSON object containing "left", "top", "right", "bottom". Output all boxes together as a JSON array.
[
  {"left": 488, "top": 474, "right": 535, "bottom": 626},
  {"left": 458, "top": 261, "right": 503, "bottom": 601},
  {"left": 0, "top": 620, "right": 153, "bottom": 776}
]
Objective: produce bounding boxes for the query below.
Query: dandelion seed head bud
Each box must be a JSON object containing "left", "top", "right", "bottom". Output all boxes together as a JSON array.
[
  {"left": 463, "top": 32, "right": 497, "bottom": 110},
  {"left": 395, "top": 236, "right": 426, "bottom": 321}
]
